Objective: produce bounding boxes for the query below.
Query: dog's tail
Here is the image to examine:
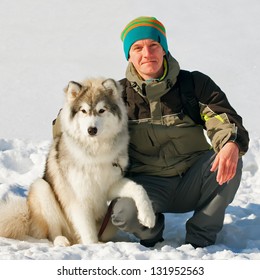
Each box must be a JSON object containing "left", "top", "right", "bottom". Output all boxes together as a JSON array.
[{"left": 0, "top": 195, "right": 29, "bottom": 240}]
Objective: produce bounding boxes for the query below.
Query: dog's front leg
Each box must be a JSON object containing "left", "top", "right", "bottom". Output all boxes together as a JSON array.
[
  {"left": 68, "top": 203, "right": 98, "bottom": 244},
  {"left": 108, "top": 178, "right": 156, "bottom": 228}
]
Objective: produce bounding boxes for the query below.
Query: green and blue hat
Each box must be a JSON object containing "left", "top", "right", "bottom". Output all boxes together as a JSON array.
[{"left": 121, "top": 16, "right": 168, "bottom": 60}]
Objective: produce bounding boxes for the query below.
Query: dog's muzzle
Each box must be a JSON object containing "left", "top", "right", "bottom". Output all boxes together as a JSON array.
[{"left": 88, "top": 126, "right": 98, "bottom": 136}]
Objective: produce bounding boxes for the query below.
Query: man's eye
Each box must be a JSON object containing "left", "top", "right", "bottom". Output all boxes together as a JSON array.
[
  {"left": 150, "top": 43, "right": 159, "bottom": 48},
  {"left": 133, "top": 47, "right": 142, "bottom": 52}
]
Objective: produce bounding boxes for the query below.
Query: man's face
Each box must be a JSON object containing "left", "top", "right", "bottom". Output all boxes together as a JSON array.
[{"left": 128, "top": 39, "right": 165, "bottom": 80}]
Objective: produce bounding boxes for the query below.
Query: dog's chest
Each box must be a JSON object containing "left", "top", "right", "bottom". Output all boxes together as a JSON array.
[{"left": 67, "top": 163, "right": 121, "bottom": 201}]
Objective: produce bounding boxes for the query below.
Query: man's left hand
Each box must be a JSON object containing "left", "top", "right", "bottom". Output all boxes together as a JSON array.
[{"left": 210, "top": 142, "right": 239, "bottom": 185}]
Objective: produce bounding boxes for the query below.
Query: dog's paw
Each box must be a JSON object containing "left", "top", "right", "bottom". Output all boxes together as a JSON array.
[
  {"left": 135, "top": 196, "right": 156, "bottom": 228},
  {"left": 137, "top": 211, "right": 156, "bottom": 228},
  {"left": 53, "top": 236, "right": 71, "bottom": 247}
]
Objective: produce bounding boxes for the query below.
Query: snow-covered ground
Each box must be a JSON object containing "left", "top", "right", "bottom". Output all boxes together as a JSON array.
[
  {"left": 0, "top": 0, "right": 259, "bottom": 278},
  {"left": 0, "top": 137, "right": 260, "bottom": 261}
]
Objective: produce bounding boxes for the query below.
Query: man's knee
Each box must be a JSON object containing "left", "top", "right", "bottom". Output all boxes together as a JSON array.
[{"left": 111, "top": 198, "right": 138, "bottom": 232}]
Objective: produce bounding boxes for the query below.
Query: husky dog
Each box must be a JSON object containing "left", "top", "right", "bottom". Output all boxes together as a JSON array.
[{"left": 0, "top": 78, "right": 155, "bottom": 246}]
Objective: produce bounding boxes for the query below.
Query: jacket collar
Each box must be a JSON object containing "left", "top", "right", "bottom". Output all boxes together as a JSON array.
[{"left": 125, "top": 53, "right": 180, "bottom": 122}]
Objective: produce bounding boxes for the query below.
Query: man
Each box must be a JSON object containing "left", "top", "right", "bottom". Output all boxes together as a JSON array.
[{"left": 110, "top": 16, "right": 249, "bottom": 248}]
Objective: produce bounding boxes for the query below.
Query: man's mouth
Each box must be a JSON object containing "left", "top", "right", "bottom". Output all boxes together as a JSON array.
[{"left": 141, "top": 60, "right": 156, "bottom": 65}]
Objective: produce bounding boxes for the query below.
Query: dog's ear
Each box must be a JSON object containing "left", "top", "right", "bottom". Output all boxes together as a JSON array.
[
  {"left": 102, "top": 79, "right": 122, "bottom": 98},
  {"left": 64, "top": 81, "right": 82, "bottom": 102}
]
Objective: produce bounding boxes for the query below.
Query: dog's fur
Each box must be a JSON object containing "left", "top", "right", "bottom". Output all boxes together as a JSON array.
[{"left": 0, "top": 78, "right": 155, "bottom": 246}]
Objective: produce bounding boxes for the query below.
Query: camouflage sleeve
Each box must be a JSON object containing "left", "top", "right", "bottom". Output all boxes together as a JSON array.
[{"left": 192, "top": 71, "right": 249, "bottom": 156}]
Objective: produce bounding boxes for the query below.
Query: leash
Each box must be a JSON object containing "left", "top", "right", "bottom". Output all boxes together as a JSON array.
[
  {"left": 98, "top": 199, "right": 117, "bottom": 240},
  {"left": 98, "top": 163, "right": 122, "bottom": 240}
]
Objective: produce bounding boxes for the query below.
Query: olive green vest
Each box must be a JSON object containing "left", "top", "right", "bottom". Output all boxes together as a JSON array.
[{"left": 125, "top": 54, "right": 211, "bottom": 176}]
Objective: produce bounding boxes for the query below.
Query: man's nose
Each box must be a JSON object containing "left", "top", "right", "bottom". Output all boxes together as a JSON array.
[{"left": 142, "top": 46, "right": 152, "bottom": 57}]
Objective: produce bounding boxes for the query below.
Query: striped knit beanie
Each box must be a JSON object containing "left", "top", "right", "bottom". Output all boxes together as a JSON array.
[{"left": 121, "top": 16, "right": 168, "bottom": 60}]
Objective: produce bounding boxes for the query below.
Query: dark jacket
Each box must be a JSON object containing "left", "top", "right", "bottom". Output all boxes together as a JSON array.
[{"left": 120, "top": 53, "right": 249, "bottom": 176}]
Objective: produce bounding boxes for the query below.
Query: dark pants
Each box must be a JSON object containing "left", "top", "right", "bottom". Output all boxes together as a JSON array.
[{"left": 111, "top": 150, "right": 243, "bottom": 247}]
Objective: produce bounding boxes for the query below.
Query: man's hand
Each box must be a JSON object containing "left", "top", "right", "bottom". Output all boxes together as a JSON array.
[{"left": 210, "top": 142, "right": 239, "bottom": 185}]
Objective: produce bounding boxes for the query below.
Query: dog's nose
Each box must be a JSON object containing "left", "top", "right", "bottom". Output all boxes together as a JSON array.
[{"left": 88, "top": 126, "right": 98, "bottom": 136}]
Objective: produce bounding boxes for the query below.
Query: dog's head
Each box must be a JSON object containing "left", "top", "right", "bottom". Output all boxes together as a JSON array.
[{"left": 61, "top": 78, "right": 127, "bottom": 141}]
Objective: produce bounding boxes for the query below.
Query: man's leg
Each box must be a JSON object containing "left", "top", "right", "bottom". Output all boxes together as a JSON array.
[
  {"left": 111, "top": 198, "right": 165, "bottom": 246},
  {"left": 111, "top": 150, "right": 243, "bottom": 247},
  {"left": 111, "top": 175, "right": 180, "bottom": 247},
  {"left": 184, "top": 159, "right": 243, "bottom": 247},
  {"left": 169, "top": 150, "right": 243, "bottom": 247},
  {"left": 111, "top": 152, "right": 217, "bottom": 246}
]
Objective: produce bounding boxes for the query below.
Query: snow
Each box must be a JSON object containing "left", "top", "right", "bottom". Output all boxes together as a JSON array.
[
  {"left": 1, "top": 138, "right": 260, "bottom": 262},
  {"left": 0, "top": 0, "right": 260, "bottom": 267}
]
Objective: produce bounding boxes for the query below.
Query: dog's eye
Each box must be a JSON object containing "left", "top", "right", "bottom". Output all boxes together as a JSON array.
[
  {"left": 99, "top": 109, "right": 105, "bottom": 114},
  {"left": 81, "top": 109, "right": 87, "bottom": 114}
]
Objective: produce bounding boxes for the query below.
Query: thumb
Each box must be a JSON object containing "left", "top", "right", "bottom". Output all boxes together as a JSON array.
[{"left": 210, "top": 155, "right": 219, "bottom": 172}]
